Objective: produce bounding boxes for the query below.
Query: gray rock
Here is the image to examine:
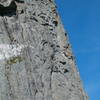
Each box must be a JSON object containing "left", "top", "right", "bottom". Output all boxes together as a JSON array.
[{"left": 0, "top": 0, "right": 89, "bottom": 100}]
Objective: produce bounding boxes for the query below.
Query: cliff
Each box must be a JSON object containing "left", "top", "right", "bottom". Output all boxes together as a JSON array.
[{"left": 0, "top": 0, "right": 88, "bottom": 100}]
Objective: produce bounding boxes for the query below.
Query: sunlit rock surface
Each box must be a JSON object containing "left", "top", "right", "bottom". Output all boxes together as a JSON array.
[{"left": 0, "top": 0, "right": 89, "bottom": 100}]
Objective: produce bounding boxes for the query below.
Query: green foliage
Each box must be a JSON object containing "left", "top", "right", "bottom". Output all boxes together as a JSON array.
[{"left": 7, "top": 56, "right": 24, "bottom": 65}]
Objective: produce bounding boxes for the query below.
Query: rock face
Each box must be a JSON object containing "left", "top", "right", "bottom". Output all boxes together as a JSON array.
[{"left": 0, "top": 0, "right": 88, "bottom": 100}]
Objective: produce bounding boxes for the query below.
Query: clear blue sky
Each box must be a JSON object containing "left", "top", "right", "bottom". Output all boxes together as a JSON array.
[{"left": 55, "top": 0, "right": 100, "bottom": 100}]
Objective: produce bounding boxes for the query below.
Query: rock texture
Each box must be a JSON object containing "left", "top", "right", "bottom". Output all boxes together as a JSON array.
[{"left": 0, "top": 0, "right": 88, "bottom": 100}]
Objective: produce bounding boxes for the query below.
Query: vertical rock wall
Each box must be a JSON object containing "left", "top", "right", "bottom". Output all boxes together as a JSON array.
[{"left": 0, "top": 0, "right": 89, "bottom": 100}]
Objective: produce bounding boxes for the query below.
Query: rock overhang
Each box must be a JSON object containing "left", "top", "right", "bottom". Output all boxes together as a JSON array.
[{"left": 0, "top": 0, "right": 25, "bottom": 16}]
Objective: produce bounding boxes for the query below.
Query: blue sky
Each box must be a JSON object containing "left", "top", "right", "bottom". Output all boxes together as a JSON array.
[{"left": 55, "top": 0, "right": 100, "bottom": 100}]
